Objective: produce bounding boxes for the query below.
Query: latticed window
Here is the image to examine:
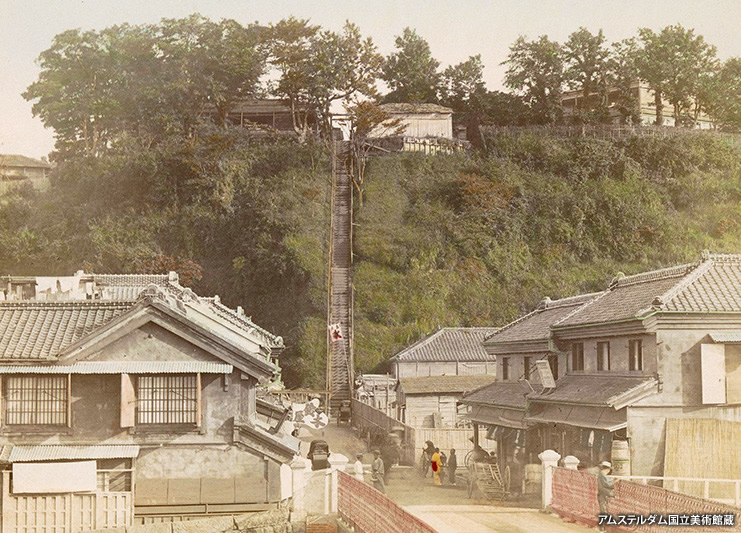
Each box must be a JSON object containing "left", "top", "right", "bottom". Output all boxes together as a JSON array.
[
  {"left": 5, "top": 375, "right": 68, "bottom": 425},
  {"left": 136, "top": 375, "right": 198, "bottom": 424}
]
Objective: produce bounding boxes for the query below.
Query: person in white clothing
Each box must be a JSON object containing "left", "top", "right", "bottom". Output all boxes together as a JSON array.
[{"left": 353, "top": 453, "right": 365, "bottom": 482}]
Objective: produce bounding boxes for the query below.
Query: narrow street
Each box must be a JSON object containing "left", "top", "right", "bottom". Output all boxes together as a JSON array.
[{"left": 300, "top": 423, "right": 591, "bottom": 532}]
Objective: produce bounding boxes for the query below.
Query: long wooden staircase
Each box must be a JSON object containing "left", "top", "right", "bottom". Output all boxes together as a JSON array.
[{"left": 327, "top": 140, "right": 354, "bottom": 413}]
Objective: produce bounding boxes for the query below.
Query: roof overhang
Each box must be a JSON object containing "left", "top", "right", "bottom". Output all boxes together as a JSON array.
[
  {"left": 0, "top": 361, "right": 232, "bottom": 374},
  {"left": 467, "top": 404, "right": 528, "bottom": 430},
  {"left": 526, "top": 404, "right": 626, "bottom": 433},
  {"left": 9, "top": 445, "right": 140, "bottom": 463},
  {"left": 709, "top": 332, "right": 741, "bottom": 343}
]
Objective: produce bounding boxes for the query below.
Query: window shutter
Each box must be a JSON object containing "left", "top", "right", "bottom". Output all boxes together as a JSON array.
[
  {"left": 701, "top": 344, "right": 726, "bottom": 404},
  {"left": 196, "top": 373, "right": 202, "bottom": 427},
  {"left": 120, "top": 373, "right": 136, "bottom": 428}
]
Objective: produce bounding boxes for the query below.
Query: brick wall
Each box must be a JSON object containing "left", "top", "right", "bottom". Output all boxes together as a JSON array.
[
  {"left": 337, "top": 471, "right": 435, "bottom": 533},
  {"left": 551, "top": 467, "right": 740, "bottom": 532}
]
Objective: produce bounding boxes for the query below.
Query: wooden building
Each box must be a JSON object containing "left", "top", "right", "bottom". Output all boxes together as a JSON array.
[
  {"left": 560, "top": 82, "right": 714, "bottom": 128},
  {"left": 0, "top": 154, "right": 51, "bottom": 194},
  {"left": 222, "top": 99, "right": 315, "bottom": 133},
  {"left": 373, "top": 103, "right": 454, "bottom": 139},
  {"left": 391, "top": 327, "right": 499, "bottom": 380},
  {"left": 463, "top": 252, "right": 741, "bottom": 491},
  {"left": 396, "top": 375, "right": 495, "bottom": 427},
  {"left": 0, "top": 272, "right": 297, "bottom": 529}
]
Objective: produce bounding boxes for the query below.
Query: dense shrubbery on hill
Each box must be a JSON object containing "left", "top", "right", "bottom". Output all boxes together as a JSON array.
[
  {"left": 0, "top": 131, "right": 738, "bottom": 385},
  {"left": 353, "top": 132, "right": 740, "bottom": 373}
]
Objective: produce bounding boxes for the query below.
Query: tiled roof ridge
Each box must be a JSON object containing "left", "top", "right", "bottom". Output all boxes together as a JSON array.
[
  {"left": 544, "top": 291, "right": 603, "bottom": 309},
  {"left": 648, "top": 258, "right": 715, "bottom": 312},
  {"left": 441, "top": 326, "right": 499, "bottom": 331},
  {"left": 207, "top": 298, "right": 284, "bottom": 347},
  {"left": 0, "top": 300, "right": 132, "bottom": 309},
  {"left": 611, "top": 263, "right": 694, "bottom": 288},
  {"left": 704, "top": 252, "right": 741, "bottom": 263},
  {"left": 486, "top": 291, "right": 601, "bottom": 342},
  {"left": 552, "top": 291, "right": 609, "bottom": 328}
]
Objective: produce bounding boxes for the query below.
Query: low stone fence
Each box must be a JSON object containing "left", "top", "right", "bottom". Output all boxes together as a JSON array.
[
  {"left": 337, "top": 470, "right": 435, "bottom": 533},
  {"left": 540, "top": 450, "right": 741, "bottom": 532},
  {"left": 89, "top": 508, "right": 290, "bottom": 533}
]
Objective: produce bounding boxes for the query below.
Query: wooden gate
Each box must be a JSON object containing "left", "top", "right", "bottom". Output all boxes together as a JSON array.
[{"left": 1, "top": 472, "right": 132, "bottom": 532}]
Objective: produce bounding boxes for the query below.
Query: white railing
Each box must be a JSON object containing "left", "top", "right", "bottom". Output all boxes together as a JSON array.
[{"left": 612, "top": 474, "right": 741, "bottom": 506}]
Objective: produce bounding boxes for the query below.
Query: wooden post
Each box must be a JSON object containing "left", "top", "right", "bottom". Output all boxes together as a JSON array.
[
  {"left": 473, "top": 423, "right": 479, "bottom": 447},
  {"left": 196, "top": 373, "right": 202, "bottom": 427}
]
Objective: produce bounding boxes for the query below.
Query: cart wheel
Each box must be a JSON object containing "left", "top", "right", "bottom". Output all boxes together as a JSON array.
[
  {"left": 503, "top": 465, "right": 511, "bottom": 493},
  {"left": 464, "top": 449, "right": 475, "bottom": 470}
]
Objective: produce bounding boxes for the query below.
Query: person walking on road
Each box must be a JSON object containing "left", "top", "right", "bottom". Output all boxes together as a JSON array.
[
  {"left": 371, "top": 449, "right": 386, "bottom": 494},
  {"left": 353, "top": 453, "right": 365, "bottom": 482},
  {"left": 448, "top": 449, "right": 457, "bottom": 486},
  {"left": 597, "top": 461, "right": 615, "bottom": 531},
  {"left": 421, "top": 440, "right": 435, "bottom": 477},
  {"left": 431, "top": 448, "right": 442, "bottom": 486}
]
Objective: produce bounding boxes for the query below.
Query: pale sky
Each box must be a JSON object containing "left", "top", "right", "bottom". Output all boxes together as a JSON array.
[{"left": 1, "top": 0, "right": 739, "bottom": 158}]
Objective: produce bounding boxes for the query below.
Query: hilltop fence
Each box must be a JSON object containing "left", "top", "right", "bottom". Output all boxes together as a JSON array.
[{"left": 483, "top": 125, "right": 741, "bottom": 144}]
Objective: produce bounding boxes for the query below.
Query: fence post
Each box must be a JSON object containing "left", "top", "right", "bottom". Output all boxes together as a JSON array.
[
  {"left": 563, "top": 455, "right": 580, "bottom": 470},
  {"left": 328, "top": 453, "right": 349, "bottom": 513},
  {"left": 539, "top": 449, "right": 561, "bottom": 510},
  {"left": 290, "top": 457, "right": 308, "bottom": 516}
]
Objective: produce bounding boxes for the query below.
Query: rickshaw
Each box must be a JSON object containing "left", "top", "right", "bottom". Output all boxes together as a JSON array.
[
  {"left": 337, "top": 400, "right": 351, "bottom": 425},
  {"left": 308, "top": 439, "right": 330, "bottom": 470},
  {"left": 464, "top": 448, "right": 511, "bottom": 500}
]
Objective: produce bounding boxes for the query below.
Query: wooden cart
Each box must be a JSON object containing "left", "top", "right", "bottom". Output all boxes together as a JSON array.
[{"left": 467, "top": 461, "right": 511, "bottom": 500}]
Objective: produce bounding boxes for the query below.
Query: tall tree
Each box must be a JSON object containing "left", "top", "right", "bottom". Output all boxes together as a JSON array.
[
  {"left": 503, "top": 35, "right": 563, "bottom": 124},
  {"left": 307, "top": 22, "right": 384, "bottom": 136},
  {"left": 382, "top": 27, "right": 441, "bottom": 103},
  {"left": 25, "top": 16, "right": 267, "bottom": 156},
  {"left": 707, "top": 57, "right": 741, "bottom": 131},
  {"left": 608, "top": 38, "right": 642, "bottom": 125},
  {"left": 562, "top": 28, "right": 611, "bottom": 121},
  {"left": 636, "top": 25, "right": 718, "bottom": 127},
  {"left": 441, "top": 55, "right": 488, "bottom": 148},
  {"left": 266, "top": 17, "right": 321, "bottom": 140}
]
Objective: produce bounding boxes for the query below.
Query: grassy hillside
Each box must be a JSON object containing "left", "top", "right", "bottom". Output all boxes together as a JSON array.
[
  {"left": 0, "top": 129, "right": 738, "bottom": 385},
  {"left": 353, "top": 132, "right": 740, "bottom": 373}
]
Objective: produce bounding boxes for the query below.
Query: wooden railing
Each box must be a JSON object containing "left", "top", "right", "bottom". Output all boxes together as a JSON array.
[{"left": 613, "top": 475, "right": 741, "bottom": 506}]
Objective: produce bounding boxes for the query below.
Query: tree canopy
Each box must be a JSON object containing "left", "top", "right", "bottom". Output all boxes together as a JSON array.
[{"left": 382, "top": 27, "right": 441, "bottom": 104}]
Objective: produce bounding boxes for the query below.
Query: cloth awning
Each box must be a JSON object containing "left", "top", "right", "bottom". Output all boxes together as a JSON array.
[
  {"left": 9, "top": 445, "right": 140, "bottom": 463},
  {"left": 526, "top": 404, "right": 626, "bottom": 432},
  {"left": 468, "top": 404, "right": 528, "bottom": 429},
  {"left": 0, "top": 361, "right": 232, "bottom": 374}
]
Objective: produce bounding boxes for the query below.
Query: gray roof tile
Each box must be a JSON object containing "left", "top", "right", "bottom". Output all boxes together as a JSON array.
[
  {"left": 527, "top": 375, "right": 657, "bottom": 407},
  {"left": 398, "top": 375, "right": 496, "bottom": 394},
  {"left": 485, "top": 293, "right": 600, "bottom": 344},
  {"left": 392, "top": 327, "right": 499, "bottom": 362},
  {"left": 460, "top": 381, "right": 535, "bottom": 409}
]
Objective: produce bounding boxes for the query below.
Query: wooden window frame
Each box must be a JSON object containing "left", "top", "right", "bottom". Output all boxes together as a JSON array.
[
  {"left": 135, "top": 374, "right": 201, "bottom": 426},
  {"left": 502, "top": 357, "right": 510, "bottom": 381},
  {"left": 597, "top": 341, "right": 611, "bottom": 372},
  {"left": 4, "top": 375, "right": 69, "bottom": 426},
  {"left": 629, "top": 340, "right": 643, "bottom": 371},
  {"left": 548, "top": 355, "right": 559, "bottom": 381},
  {"left": 523, "top": 356, "right": 532, "bottom": 380},
  {"left": 571, "top": 343, "right": 585, "bottom": 372}
]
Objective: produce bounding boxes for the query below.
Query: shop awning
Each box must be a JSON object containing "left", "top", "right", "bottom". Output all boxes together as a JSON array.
[
  {"left": 9, "top": 445, "right": 140, "bottom": 463},
  {"left": 526, "top": 404, "right": 626, "bottom": 432},
  {"left": 468, "top": 404, "right": 528, "bottom": 429}
]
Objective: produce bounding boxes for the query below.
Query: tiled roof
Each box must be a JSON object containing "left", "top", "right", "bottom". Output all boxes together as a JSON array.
[
  {"left": 391, "top": 327, "right": 499, "bottom": 362},
  {"left": 0, "top": 302, "right": 132, "bottom": 360},
  {"left": 460, "top": 381, "right": 535, "bottom": 409},
  {"left": 485, "top": 293, "right": 600, "bottom": 344},
  {"left": 527, "top": 375, "right": 657, "bottom": 408},
  {"left": 93, "top": 273, "right": 169, "bottom": 300},
  {"left": 1, "top": 154, "right": 51, "bottom": 169},
  {"left": 379, "top": 103, "right": 453, "bottom": 115},
  {"left": 398, "top": 375, "right": 496, "bottom": 395},
  {"left": 709, "top": 331, "right": 741, "bottom": 343},
  {"left": 556, "top": 254, "right": 741, "bottom": 328}
]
